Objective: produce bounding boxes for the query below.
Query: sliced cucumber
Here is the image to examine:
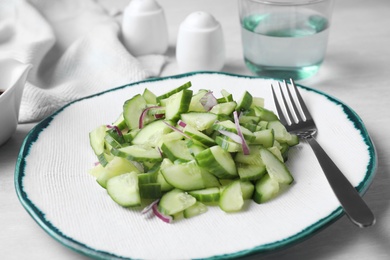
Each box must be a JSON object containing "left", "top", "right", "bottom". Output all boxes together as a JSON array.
[
  {"left": 250, "top": 97, "right": 265, "bottom": 108},
  {"left": 209, "top": 101, "right": 237, "bottom": 115},
  {"left": 161, "top": 139, "right": 194, "bottom": 162},
  {"left": 112, "top": 113, "right": 128, "bottom": 131},
  {"left": 259, "top": 147, "right": 294, "bottom": 184},
  {"left": 183, "top": 202, "right": 208, "bottom": 218},
  {"left": 139, "top": 183, "right": 161, "bottom": 199},
  {"left": 158, "top": 188, "right": 196, "bottom": 216},
  {"left": 165, "top": 89, "right": 193, "bottom": 121},
  {"left": 132, "top": 120, "right": 173, "bottom": 147},
  {"left": 215, "top": 135, "right": 242, "bottom": 152},
  {"left": 251, "top": 129, "right": 274, "bottom": 147},
  {"left": 104, "top": 128, "right": 126, "bottom": 149},
  {"left": 89, "top": 125, "right": 107, "bottom": 164},
  {"left": 253, "top": 174, "right": 280, "bottom": 204},
  {"left": 157, "top": 158, "right": 174, "bottom": 192},
  {"left": 237, "top": 163, "right": 266, "bottom": 181},
  {"left": 180, "top": 112, "right": 218, "bottom": 131},
  {"left": 234, "top": 146, "right": 263, "bottom": 165},
  {"left": 212, "top": 120, "right": 255, "bottom": 142},
  {"left": 253, "top": 106, "right": 279, "bottom": 121},
  {"left": 267, "top": 120, "right": 294, "bottom": 144},
  {"left": 123, "top": 94, "right": 147, "bottom": 130},
  {"left": 96, "top": 157, "right": 141, "bottom": 188},
  {"left": 188, "top": 187, "right": 221, "bottom": 202},
  {"left": 195, "top": 145, "right": 237, "bottom": 179},
  {"left": 219, "top": 180, "right": 244, "bottom": 212},
  {"left": 236, "top": 90, "right": 253, "bottom": 111},
  {"left": 106, "top": 172, "right": 141, "bottom": 207},
  {"left": 111, "top": 145, "right": 162, "bottom": 162},
  {"left": 186, "top": 139, "right": 207, "bottom": 156},
  {"left": 161, "top": 160, "right": 205, "bottom": 191},
  {"left": 183, "top": 125, "right": 215, "bottom": 147},
  {"left": 156, "top": 81, "right": 192, "bottom": 103},
  {"left": 189, "top": 89, "right": 208, "bottom": 112},
  {"left": 240, "top": 181, "right": 255, "bottom": 200},
  {"left": 142, "top": 88, "right": 157, "bottom": 104}
]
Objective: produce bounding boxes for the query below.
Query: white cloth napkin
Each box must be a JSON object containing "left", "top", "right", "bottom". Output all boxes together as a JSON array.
[{"left": 0, "top": 0, "right": 167, "bottom": 123}]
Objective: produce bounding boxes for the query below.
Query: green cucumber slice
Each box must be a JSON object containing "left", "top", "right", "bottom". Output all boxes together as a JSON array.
[
  {"left": 267, "top": 120, "right": 295, "bottom": 144},
  {"left": 165, "top": 89, "right": 193, "bottom": 121},
  {"left": 212, "top": 120, "right": 255, "bottom": 142},
  {"left": 260, "top": 147, "right": 294, "bottom": 184},
  {"left": 250, "top": 97, "right": 265, "bottom": 108},
  {"left": 161, "top": 160, "right": 205, "bottom": 190},
  {"left": 158, "top": 188, "right": 196, "bottom": 215},
  {"left": 219, "top": 180, "right": 244, "bottom": 212},
  {"left": 111, "top": 145, "right": 162, "bottom": 162},
  {"left": 96, "top": 157, "right": 141, "bottom": 188},
  {"left": 156, "top": 81, "right": 192, "bottom": 103},
  {"left": 186, "top": 139, "right": 207, "bottom": 156},
  {"left": 142, "top": 88, "right": 157, "bottom": 104},
  {"left": 183, "top": 125, "right": 215, "bottom": 146},
  {"left": 189, "top": 89, "right": 208, "bottom": 112},
  {"left": 112, "top": 113, "right": 128, "bottom": 131},
  {"left": 180, "top": 112, "right": 218, "bottom": 131},
  {"left": 104, "top": 128, "right": 126, "bottom": 149},
  {"left": 132, "top": 120, "right": 173, "bottom": 147},
  {"left": 253, "top": 174, "right": 280, "bottom": 204},
  {"left": 139, "top": 183, "right": 162, "bottom": 199},
  {"left": 215, "top": 136, "right": 242, "bottom": 152},
  {"left": 106, "top": 172, "right": 141, "bottom": 207},
  {"left": 237, "top": 163, "right": 266, "bottom": 181},
  {"left": 209, "top": 101, "right": 237, "bottom": 115},
  {"left": 234, "top": 146, "right": 263, "bottom": 165},
  {"left": 236, "top": 90, "right": 253, "bottom": 111},
  {"left": 251, "top": 129, "right": 274, "bottom": 147},
  {"left": 89, "top": 125, "right": 107, "bottom": 162},
  {"left": 188, "top": 187, "right": 220, "bottom": 202},
  {"left": 253, "top": 106, "right": 279, "bottom": 121},
  {"left": 240, "top": 181, "right": 255, "bottom": 200},
  {"left": 183, "top": 202, "right": 208, "bottom": 218},
  {"left": 195, "top": 145, "right": 237, "bottom": 179},
  {"left": 161, "top": 139, "right": 194, "bottom": 162},
  {"left": 123, "top": 94, "right": 147, "bottom": 130}
]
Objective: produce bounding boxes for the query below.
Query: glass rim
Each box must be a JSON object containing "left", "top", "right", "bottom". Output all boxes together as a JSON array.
[{"left": 242, "top": 0, "right": 331, "bottom": 6}]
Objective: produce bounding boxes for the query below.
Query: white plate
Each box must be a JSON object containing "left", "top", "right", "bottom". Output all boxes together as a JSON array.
[{"left": 15, "top": 72, "right": 376, "bottom": 259}]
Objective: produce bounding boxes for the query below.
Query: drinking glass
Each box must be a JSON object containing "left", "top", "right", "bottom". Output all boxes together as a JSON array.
[{"left": 238, "top": 0, "right": 334, "bottom": 80}]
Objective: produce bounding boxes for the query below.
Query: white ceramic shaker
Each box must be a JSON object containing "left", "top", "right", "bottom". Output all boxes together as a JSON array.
[
  {"left": 121, "top": 0, "right": 169, "bottom": 56},
  {"left": 176, "top": 11, "right": 225, "bottom": 73}
]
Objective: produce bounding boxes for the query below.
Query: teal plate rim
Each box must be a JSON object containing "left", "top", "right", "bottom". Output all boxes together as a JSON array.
[{"left": 14, "top": 71, "right": 377, "bottom": 260}]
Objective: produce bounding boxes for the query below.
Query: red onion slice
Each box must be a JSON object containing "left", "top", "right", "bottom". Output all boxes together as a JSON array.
[
  {"left": 178, "top": 120, "right": 187, "bottom": 128},
  {"left": 152, "top": 203, "right": 173, "bottom": 223},
  {"left": 139, "top": 106, "right": 163, "bottom": 129},
  {"left": 154, "top": 113, "right": 165, "bottom": 119},
  {"left": 233, "top": 111, "right": 250, "bottom": 155},
  {"left": 200, "top": 91, "right": 218, "bottom": 111},
  {"left": 141, "top": 199, "right": 160, "bottom": 214},
  {"left": 218, "top": 130, "right": 243, "bottom": 144},
  {"left": 106, "top": 125, "right": 123, "bottom": 137},
  {"left": 162, "top": 121, "right": 191, "bottom": 139}
]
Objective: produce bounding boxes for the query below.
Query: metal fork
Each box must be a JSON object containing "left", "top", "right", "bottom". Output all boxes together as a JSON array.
[{"left": 271, "top": 79, "right": 375, "bottom": 228}]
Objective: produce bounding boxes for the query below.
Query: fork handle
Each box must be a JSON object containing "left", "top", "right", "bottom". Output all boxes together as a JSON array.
[{"left": 306, "top": 137, "right": 375, "bottom": 228}]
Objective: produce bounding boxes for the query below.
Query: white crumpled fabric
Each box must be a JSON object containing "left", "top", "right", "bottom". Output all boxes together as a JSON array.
[{"left": 0, "top": 0, "right": 167, "bottom": 122}]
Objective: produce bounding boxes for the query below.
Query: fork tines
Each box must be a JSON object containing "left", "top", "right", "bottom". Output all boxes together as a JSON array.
[{"left": 271, "top": 79, "right": 313, "bottom": 126}]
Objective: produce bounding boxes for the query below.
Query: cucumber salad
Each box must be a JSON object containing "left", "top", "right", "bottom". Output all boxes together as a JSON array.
[{"left": 88, "top": 81, "right": 299, "bottom": 223}]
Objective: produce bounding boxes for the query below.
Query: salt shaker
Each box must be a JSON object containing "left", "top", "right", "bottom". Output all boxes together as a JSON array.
[
  {"left": 176, "top": 11, "right": 225, "bottom": 73},
  {"left": 121, "top": 0, "right": 169, "bottom": 56}
]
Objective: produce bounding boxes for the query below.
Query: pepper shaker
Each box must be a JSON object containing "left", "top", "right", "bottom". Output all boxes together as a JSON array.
[
  {"left": 121, "top": 0, "right": 169, "bottom": 56},
  {"left": 176, "top": 11, "right": 225, "bottom": 72}
]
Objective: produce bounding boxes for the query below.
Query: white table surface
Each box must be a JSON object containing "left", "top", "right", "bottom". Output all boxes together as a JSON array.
[{"left": 1, "top": 0, "right": 389, "bottom": 259}]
